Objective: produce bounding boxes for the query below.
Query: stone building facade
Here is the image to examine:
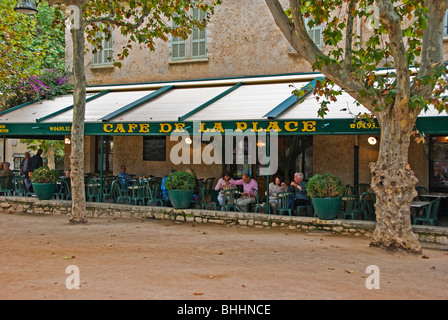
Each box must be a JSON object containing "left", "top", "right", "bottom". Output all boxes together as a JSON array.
[{"left": 63, "top": 1, "right": 448, "bottom": 195}]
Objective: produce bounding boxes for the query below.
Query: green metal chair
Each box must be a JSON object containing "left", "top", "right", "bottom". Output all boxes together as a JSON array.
[
  {"left": 54, "top": 178, "right": 71, "bottom": 200},
  {"left": 276, "top": 191, "right": 293, "bottom": 216},
  {"left": 296, "top": 198, "right": 313, "bottom": 216},
  {"left": 200, "top": 185, "right": 217, "bottom": 210},
  {"left": 343, "top": 194, "right": 358, "bottom": 220},
  {"left": 415, "top": 186, "right": 428, "bottom": 201},
  {"left": 103, "top": 179, "right": 119, "bottom": 202},
  {"left": 253, "top": 188, "right": 270, "bottom": 213},
  {"left": 114, "top": 180, "right": 131, "bottom": 204},
  {"left": 146, "top": 180, "right": 163, "bottom": 207},
  {"left": 130, "top": 181, "right": 146, "bottom": 205},
  {"left": 85, "top": 178, "right": 101, "bottom": 202},
  {"left": 357, "top": 183, "right": 370, "bottom": 196},
  {"left": 13, "top": 175, "right": 27, "bottom": 196},
  {"left": 343, "top": 192, "right": 372, "bottom": 220},
  {"left": 413, "top": 197, "right": 441, "bottom": 226},
  {"left": 223, "top": 189, "right": 238, "bottom": 211}
]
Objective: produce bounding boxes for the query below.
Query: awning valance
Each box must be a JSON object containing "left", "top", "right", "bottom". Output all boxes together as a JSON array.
[{"left": 0, "top": 73, "right": 446, "bottom": 137}]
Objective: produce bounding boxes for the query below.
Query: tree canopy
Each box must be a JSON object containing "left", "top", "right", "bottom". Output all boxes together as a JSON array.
[{"left": 0, "top": 0, "right": 66, "bottom": 110}]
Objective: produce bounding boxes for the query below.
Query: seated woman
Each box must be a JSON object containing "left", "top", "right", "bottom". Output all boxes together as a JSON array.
[
  {"left": 215, "top": 171, "right": 237, "bottom": 209},
  {"left": 266, "top": 175, "right": 288, "bottom": 214}
]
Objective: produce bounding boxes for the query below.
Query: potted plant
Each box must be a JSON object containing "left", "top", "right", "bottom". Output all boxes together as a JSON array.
[
  {"left": 164, "top": 171, "right": 196, "bottom": 209},
  {"left": 306, "top": 173, "right": 345, "bottom": 220},
  {"left": 31, "top": 166, "right": 60, "bottom": 200}
]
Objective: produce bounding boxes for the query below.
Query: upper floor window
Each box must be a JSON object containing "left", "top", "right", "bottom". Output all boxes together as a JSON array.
[
  {"left": 305, "top": 17, "right": 322, "bottom": 48},
  {"left": 93, "top": 25, "right": 114, "bottom": 66},
  {"left": 171, "top": 7, "right": 207, "bottom": 61},
  {"left": 289, "top": 17, "right": 322, "bottom": 53}
]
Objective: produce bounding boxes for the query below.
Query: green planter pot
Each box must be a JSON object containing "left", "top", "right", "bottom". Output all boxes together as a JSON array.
[
  {"left": 168, "top": 189, "right": 194, "bottom": 209},
  {"left": 311, "top": 197, "right": 342, "bottom": 220},
  {"left": 33, "top": 183, "right": 56, "bottom": 200}
]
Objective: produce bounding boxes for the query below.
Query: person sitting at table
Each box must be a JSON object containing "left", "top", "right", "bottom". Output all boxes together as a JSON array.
[
  {"left": 161, "top": 169, "right": 176, "bottom": 206},
  {"left": 118, "top": 165, "right": 133, "bottom": 188},
  {"left": 185, "top": 168, "right": 200, "bottom": 201},
  {"left": 288, "top": 172, "right": 309, "bottom": 210},
  {"left": 230, "top": 173, "right": 258, "bottom": 212},
  {"left": 267, "top": 174, "right": 288, "bottom": 215},
  {"left": 215, "top": 171, "right": 237, "bottom": 209},
  {"left": 24, "top": 171, "right": 33, "bottom": 193},
  {"left": 0, "top": 162, "right": 14, "bottom": 190}
]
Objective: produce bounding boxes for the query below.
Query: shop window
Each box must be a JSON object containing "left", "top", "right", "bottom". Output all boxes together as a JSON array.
[{"left": 429, "top": 136, "right": 448, "bottom": 192}]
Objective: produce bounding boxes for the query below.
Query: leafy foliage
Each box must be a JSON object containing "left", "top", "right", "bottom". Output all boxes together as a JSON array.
[
  {"left": 31, "top": 166, "right": 60, "bottom": 183},
  {"left": 306, "top": 173, "right": 344, "bottom": 198},
  {"left": 3, "top": 69, "right": 73, "bottom": 110},
  {"left": 164, "top": 171, "right": 196, "bottom": 190},
  {"left": 0, "top": 0, "right": 66, "bottom": 110},
  {"left": 278, "top": 0, "right": 448, "bottom": 118}
]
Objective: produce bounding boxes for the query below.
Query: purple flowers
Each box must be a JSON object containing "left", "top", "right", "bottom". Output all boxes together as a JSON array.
[{"left": 8, "top": 69, "right": 73, "bottom": 107}]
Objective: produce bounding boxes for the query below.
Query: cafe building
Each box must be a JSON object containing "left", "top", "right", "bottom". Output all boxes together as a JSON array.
[{"left": 0, "top": 72, "right": 447, "bottom": 197}]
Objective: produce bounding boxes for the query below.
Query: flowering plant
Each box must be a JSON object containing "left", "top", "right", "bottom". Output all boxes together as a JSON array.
[
  {"left": 3, "top": 69, "right": 73, "bottom": 109},
  {"left": 31, "top": 166, "right": 60, "bottom": 184}
]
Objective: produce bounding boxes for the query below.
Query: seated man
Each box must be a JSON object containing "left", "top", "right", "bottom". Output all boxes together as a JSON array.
[
  {"left": 287, "top": 172, "right": 310, "bottom": 209},
  {"left": 230, "top": 173, "right": 258, "bottom": 212},
  {"left": 0, "top": 162, "right": 14, "bottom": 190},
  {"left": 118, "top": 165, "right": 133, "bottom": 188}
]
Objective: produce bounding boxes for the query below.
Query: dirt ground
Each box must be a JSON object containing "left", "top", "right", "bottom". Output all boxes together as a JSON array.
[{"left": 0, "top": 212, "right": 447, "bottom": 300}]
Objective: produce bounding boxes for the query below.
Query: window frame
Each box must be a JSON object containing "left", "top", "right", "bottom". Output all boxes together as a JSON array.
[
  {"left": 171, "top": 7, "right": 208, "bottom": 61},
  {"left": 92, "top": 25, "right": 114, "bottom": 67}
]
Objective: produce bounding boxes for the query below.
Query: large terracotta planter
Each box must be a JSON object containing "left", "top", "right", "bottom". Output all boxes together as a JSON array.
[
  {"left": 311, "top": 197, "right": 342, "bottom": 220},
  {"left": 168, "top": 189, "right": 194, "bottom": 209},
  {"left": 33, "top": 183, "right": 56, "bottom": 200}
]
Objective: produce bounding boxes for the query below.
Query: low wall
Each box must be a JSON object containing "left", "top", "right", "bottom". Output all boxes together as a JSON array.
[{"left": 1, "top": 196, "right": 447, "bottom": 250}]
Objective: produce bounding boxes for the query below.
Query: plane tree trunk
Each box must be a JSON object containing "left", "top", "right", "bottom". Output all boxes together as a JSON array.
[
  {"left": 68, "top": 3, "right": 87, "bottom": 224},
  {"left": 369, "top": 107, "right": 421, "bottom": 253}
]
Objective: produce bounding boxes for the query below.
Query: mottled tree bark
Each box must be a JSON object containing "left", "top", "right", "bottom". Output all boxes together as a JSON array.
[
  {"left": 369, "top": 108, "right": 421, "bottom": 253},
  {"left": 68, "top": 3, "right": 87, "bottom": 224}
]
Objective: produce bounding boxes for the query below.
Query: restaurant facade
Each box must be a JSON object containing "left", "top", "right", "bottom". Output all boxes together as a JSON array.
[{"left": 2, "top": 0, "right": 448, "bottom": 197}]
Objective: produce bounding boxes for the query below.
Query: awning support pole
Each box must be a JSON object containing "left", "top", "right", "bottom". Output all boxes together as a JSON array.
[
  {"left": 266, "top": 132, "right": 270, "bottom": 214},
  {"left": 354, "top": 135, "right": 359, "bottom": 195},
  {"left": 100, "top": 135, "right": 104, "bottom": 202}
]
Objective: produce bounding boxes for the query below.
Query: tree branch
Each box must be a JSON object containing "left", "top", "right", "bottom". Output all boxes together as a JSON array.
[
  {"left": 344, "top": 1, "right": 356, "bottom": 72},
  {"left": 265, "top": 0, "right": 385, "bottom": 113},
  {"left": 377, "top": 0, "right": 410, "bottom": 108},
  {"left": 416, "top": 0, "right": 448, "bottom": 99}
]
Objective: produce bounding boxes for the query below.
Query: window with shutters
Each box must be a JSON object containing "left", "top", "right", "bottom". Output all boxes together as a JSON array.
[
  {"left": 93, "top": 25, "right": 114, "bottom": 67},
  {"left": 289, "top": 18, "right": 322, "bottom": 53},
  {"left": 171, "top": 7, "right": 208, "bottom": 62}
]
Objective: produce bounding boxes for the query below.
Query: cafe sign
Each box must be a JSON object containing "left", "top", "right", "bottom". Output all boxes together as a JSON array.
[{"left": 0, "top": 119, "right": 383, "bottom": 136}]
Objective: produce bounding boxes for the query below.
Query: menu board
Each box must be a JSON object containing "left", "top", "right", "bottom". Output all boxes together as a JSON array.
[{"left": 143, "top": 136, "right": 166, "bottom": 162}]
